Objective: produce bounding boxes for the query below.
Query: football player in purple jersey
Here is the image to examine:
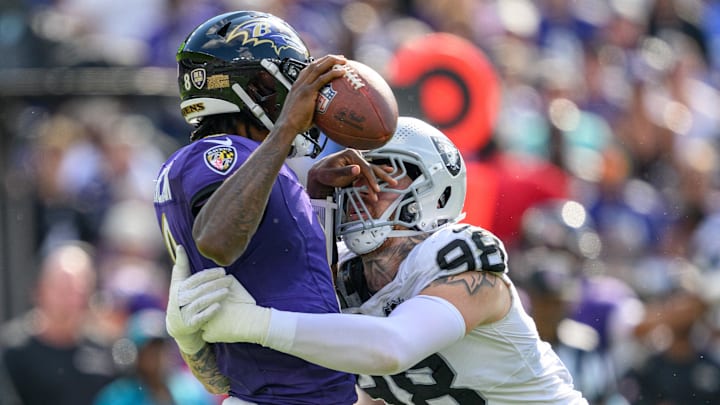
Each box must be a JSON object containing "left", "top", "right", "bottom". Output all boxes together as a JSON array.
[{"left": 153, "top": 10, "right": 391, "bottom": 405}]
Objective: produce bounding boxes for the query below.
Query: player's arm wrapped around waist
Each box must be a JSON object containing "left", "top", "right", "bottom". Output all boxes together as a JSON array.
[{"left": 202, "top": 287, "right": 466, "bottom": 376}]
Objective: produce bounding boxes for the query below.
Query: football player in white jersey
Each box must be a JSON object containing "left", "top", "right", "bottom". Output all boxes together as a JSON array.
[{"left": 180, "top": 116, "right": 588, "bottom": 404}]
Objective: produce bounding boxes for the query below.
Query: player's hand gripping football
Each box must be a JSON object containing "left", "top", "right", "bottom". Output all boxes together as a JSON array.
[
  {"left": 273, "top": 54, "right": 347, "bottom": 140},
  {"left": 200, "top": 276, "right": 272, "bottom": 346},
  {"left": 166, "top": 245, "right": 233, "bottom": 354}
]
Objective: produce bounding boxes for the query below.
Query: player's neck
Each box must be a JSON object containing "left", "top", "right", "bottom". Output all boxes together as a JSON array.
[
  {"left": 236, "top": 121, "right": 269, "bottom": 142},
  {"left": 361, "top": 236, "right": 424, "bottom": 292}
]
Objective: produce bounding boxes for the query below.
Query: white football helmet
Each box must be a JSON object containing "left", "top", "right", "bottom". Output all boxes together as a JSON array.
[{"left": 335, "top": 116, "right": 467, "bottom": 255}]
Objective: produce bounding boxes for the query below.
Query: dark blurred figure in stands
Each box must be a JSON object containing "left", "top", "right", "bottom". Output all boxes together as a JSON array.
[
  {"left": 93, "top": 308, "right": 216, "bottom": 405},
  {"left": 617, "top": 214, "right": 720, "bottom": 404},
  {"left": 512, "top": 199, "right": 643, "bottom": 405},
  {"left": 0, "top": 241, "right": 117, "bottom": 405}
]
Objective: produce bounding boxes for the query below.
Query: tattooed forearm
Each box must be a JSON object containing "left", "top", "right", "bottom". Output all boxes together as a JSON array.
[
  {"left": 430, "top": 272, "right": 498, "bottom": 295},
  {"left": 221, "top": 143, "right": 288, "bottom": 240},
  {"left": 180, "top": 345, "right": 230, "bottom": 395}
]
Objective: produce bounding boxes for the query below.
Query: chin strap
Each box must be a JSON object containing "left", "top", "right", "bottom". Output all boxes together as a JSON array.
[
  {"left": 335, "top": 256, "right": 373, "bottom": 309},
  {"left": 232, "top": 83, "right": 275, "bottom": 131},
  {"left": 261, "top": 59, "right": 294, "bottom": 88},
  {"left": 231, "top": 64, "right": 324, "bottom": 158},
  {"left": 288, "top": 127, "right": 324, "bottom": 159}
]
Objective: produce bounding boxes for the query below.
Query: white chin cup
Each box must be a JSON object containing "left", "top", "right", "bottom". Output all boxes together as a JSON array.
[
  {"left": 344, "top": 225, "right": 392, "bottom": 255},
  {"left": 288, "top": 134, "right": 313, "bottom": 158}
]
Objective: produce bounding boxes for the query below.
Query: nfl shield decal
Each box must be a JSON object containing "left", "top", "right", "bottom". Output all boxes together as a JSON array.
[
  {"left": 204, "top": 145, "right": 237, "bottom": 175},
  {"left": 316, "top": 84, "right": 337, "bottom": 114},
  {"left": 191, "top": 68, "right": 206, "bottom": 89}
]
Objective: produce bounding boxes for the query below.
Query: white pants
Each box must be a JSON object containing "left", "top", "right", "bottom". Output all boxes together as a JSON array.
[{"left": 222, "top": 397, "right": 258, "bottom": 405}]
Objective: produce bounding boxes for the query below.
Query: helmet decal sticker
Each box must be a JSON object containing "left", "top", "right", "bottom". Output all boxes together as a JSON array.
[
  {"left": 207, "top": 74, "right": 230, "bottom": 90},
  {"left": 432, "top": 136, "right": 462, "bottom": 176},
  {"left": 191, "top": 68, "right": 206, "bottom": 89},
  {"left": 226, "top": 20, "right": 308, "bottom": 58}
]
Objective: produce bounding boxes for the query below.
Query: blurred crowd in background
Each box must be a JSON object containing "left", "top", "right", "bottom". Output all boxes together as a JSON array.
[{"left": 1, "top": 0, "right": 720, "bottom": 404}]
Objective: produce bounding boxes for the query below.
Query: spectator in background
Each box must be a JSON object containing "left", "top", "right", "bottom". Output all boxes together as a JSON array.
[
  {"left": 0, "top": 241, "right": 118, "bottom": 405},
  {"left": 619, "top": 259, "right": 720, "bottom": 404},
  {"left": 24, "top": 113, "right": 102, "bottom": 253},
  {"left": 17, "top": 99, "right": 169, "bottom": 256},
  {"left": 512, "top": 199, "right": 642, "bottom": 404},
  {"left": 93, "top": 308, "right": 217, "bottom": 405}
]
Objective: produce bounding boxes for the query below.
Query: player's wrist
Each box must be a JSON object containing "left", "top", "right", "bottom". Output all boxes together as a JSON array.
[
  {"left": 174, "top": 331, "right": 206, "bottom": 355},
  {"left": 271, "top": 118, "right": 307, "bottom": 146},
  {"left": 263, "top": 309, "right": 297, "bottom": 351}
]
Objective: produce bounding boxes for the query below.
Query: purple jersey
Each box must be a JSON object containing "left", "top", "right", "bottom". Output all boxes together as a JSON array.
[{"left": 154, "top": 134, "right": 356, "bottom": 404}]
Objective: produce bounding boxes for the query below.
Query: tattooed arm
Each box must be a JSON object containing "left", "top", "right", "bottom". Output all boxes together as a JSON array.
[
  {"left": 421, "top": 271, "right": 512, "bottom": 333},
  {"left": 180, "top": 344, "right": 230, "bottom": 395}
]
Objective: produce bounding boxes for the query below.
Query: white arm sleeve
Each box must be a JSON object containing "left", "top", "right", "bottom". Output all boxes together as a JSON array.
[{"left": 263, "top": 295, "right": 466, "bottom": 375}]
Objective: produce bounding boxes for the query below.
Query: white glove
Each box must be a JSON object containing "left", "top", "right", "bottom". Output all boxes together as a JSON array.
[
  {"left": 166, "top": 245, "right": 234, "bottom": 354},
  {"left": 201, "top": 276, "right": 272, "bottom": 346}
]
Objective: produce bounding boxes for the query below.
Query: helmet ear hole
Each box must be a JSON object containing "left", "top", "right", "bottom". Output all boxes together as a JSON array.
[
  {"left": 399, "top": 201, "right": 418, "bottom": 223},
  {"left": 437, "top": 186, "right": 452, "bottom": 209}
]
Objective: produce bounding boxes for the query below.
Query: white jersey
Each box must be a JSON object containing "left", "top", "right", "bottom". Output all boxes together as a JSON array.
[{"left": 339, "top": 224, "right": 587, "bottom": 405}]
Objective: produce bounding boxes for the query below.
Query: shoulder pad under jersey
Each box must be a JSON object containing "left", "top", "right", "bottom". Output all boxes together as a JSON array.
[{"left": 409, "top": 224, "right": 508, "bottom": 275}]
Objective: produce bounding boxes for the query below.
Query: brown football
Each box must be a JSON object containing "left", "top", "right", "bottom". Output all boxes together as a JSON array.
[{"left": 314, "top": 60, "right": 398, "bottom": 150}]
